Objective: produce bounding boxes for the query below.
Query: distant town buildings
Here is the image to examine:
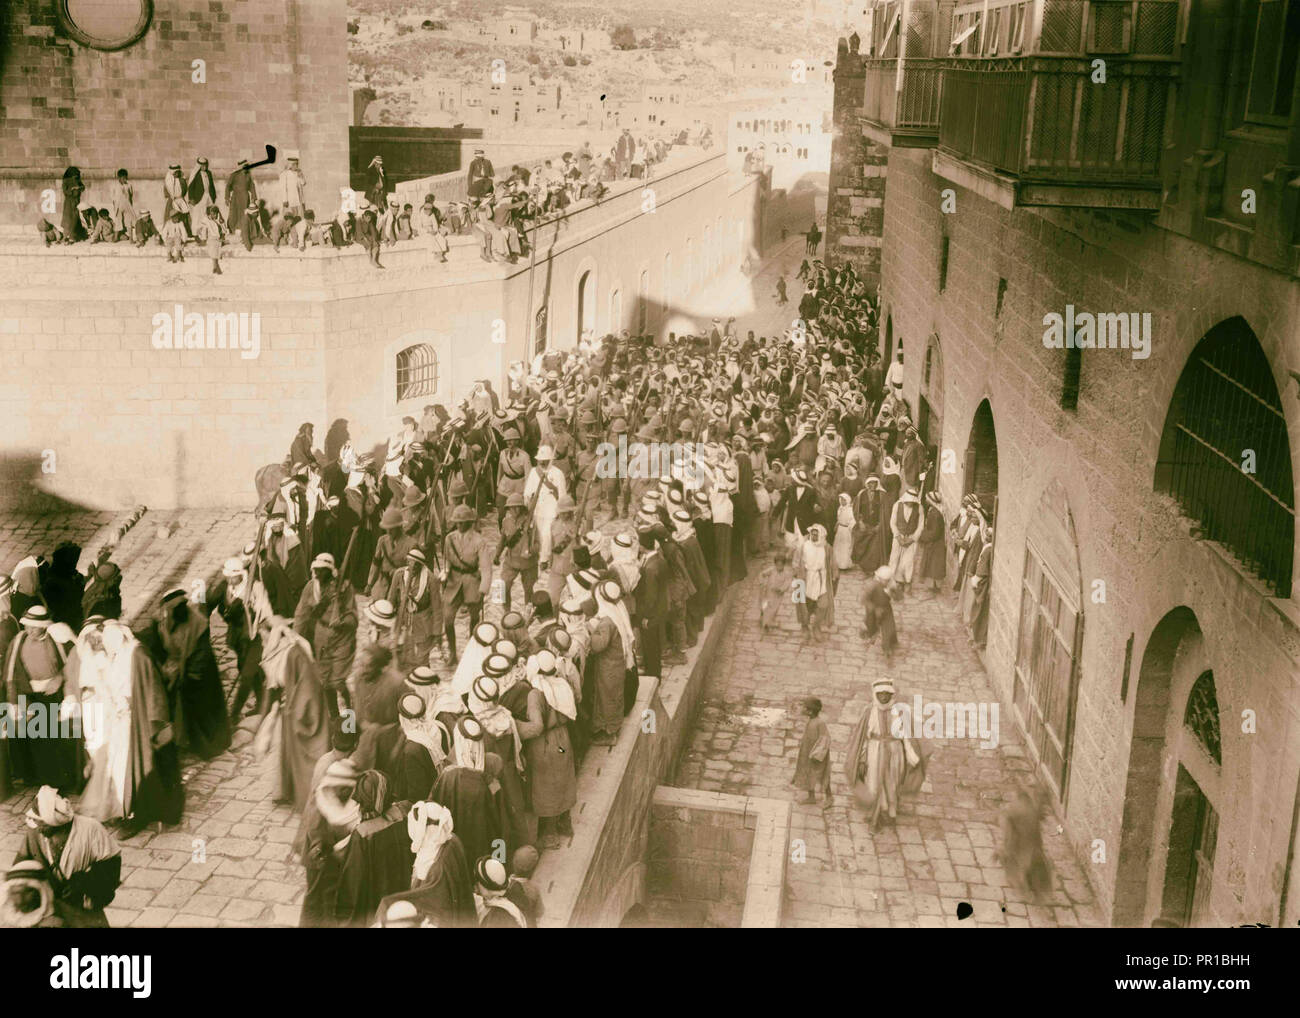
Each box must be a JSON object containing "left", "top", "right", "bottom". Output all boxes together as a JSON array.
[{"left": 728, "top": 101, "right": 832, "bottom": 191}]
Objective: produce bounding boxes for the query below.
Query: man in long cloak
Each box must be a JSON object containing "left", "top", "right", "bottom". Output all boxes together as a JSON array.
[
  {"left": 71, "top": 619, "right": 184, "bottom": 832},
  {"left": 843, "top": 677, "right": 924, "bottom": 832},
  {"left": 3, "top": 607, "right": 83, "bottom": 793},
  {"left": 225, "top": 157, "right": 257, "bottom": 238},
  {"left": 524, "top": 444, "right": 567, "bottom": 571},
  {"left": 261, "top": 617, "right": 331, "bottom": 814},
  {"left": 135, "top": 589, "right": 232, "bottom": 760}
]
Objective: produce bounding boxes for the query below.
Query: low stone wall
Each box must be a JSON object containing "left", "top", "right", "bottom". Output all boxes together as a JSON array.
[
  {"left": 647, "top": 786, "right": 790, "bottom": 928},
  {"left": 533, "top": 585, "right": 739, "bottom": 927}
]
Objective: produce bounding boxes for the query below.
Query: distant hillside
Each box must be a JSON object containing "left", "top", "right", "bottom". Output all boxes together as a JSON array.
[{"left": 348, "top": 0, "right": 837, "bottom": 126}]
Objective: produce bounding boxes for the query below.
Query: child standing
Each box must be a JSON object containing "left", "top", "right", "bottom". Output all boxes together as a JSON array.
[
  {"left": 758, "top": 547, "right": 793, "bottom": 633},
  {"left": 792, "top": 697, "right": 832, "bottom": 807},
  {"left": 196, "top": 204, "right": 225, "bottom": 274},
  {"left": 162, "top": 210, "right": 187, "bottom": 262}
]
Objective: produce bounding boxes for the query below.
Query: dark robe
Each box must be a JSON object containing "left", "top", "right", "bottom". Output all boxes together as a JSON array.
[
  {"left": 16, "top": 820, "right": 121, "bottom": 928},
  {"left": 377, "top": 834, "right": 475, "bottom": 928},
  {"left": 135, "top": 614, "right": 232, "bottom": 760},
  {"left": 429, "top": 760, "right": 508, "bottom": 865},
  {"left": 60, "top": 172, "right": 87, "bottom": 241},
  {"left": 333, "top": 808, "right": 414, "bottom": 927},
  {"left": 41, "top": 547, "right": 85, "bottom": 631},
  {"left": 187, "top": 166, "right": 218, "bottom": 207},
  {"left": 917, "top": 505, "right": 947, "bottom": 582},
  {"left": 861, "top": 576, "right": 898, "bottom": 657},
  {"left": 225, "top": 168, "right": 257, "bottom": 233},
  {"left": 353, "top": 723, "right": 438, "bottom": 805}
]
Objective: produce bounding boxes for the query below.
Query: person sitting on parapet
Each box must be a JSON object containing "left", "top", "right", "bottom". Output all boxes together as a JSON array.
[
  {"left": 269, "top": 203, "right": 299, "bottom": 251},
  {"left": 36, "top": 218, "right": 65, "bottom": 246},
  {"left": 162, "top": 209, "right": 187, "bottom": 263},
  {"left": 132, "top": 209, "right": 160, "bottom": 247},
  {"left": 88, "top": 208, "right": 116, "bottom": 243},
  {"left": 355, "top": 207, "right": 384, "bottom": 269}
]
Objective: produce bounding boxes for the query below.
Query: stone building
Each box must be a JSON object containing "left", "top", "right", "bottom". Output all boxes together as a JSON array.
[
  {"left": 0, "top": 3, "right": 768, "bottom": 513},
  {"left": 830, "top": 0, "right": 1300, "bottom": 927},
  {"left": 0, "top": 0, "right": 349, "bottom": 235}
]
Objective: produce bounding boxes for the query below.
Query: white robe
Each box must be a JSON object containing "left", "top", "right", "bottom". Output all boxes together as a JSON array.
[{"left": 524, "top": 465, "right": 567, "bottom": 565}]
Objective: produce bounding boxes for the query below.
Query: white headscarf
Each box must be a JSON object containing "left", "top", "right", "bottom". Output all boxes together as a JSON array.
[
  {"left": 469, "top": 680, "right": 522, "bottom": 772},
  {"left": 451, "top": 628, "right": 494, "bottom": 697},
  {"left": 400, "top": 698, "right": 448, "bottom": 767},
  {"left": 261, "top": 617, "right": 313, "bottom": 691},
  {"left": 452, "top": 720, "right": 487, "bottom": 772},
  {"left": 527, "top": 651, "right": 577, "bottom": 721},
  {"left": 594, "top": 582, "right": 637, "bottom": 670},
  {"left": 836, "top": 492, "right": 855, "bottom": 530},
  {"left": 408, "top": 801, "right": 455, "bottom": 881}
]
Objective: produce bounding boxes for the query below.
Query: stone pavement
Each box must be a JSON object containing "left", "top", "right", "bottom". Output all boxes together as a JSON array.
[
  {"left": 0, "top": 501, "right": 653, "bottom": 927},
  {"left": 671, "top": 556, "right": 1105, "bottom": 928}
]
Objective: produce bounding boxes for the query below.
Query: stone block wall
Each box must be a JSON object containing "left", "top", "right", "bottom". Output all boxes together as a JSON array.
[
  {"left": 0, "top": 152, "right": 760, "bottom": 511},
  {"left": 824, "top": 53, "right": 885, "bottom": 290},
  {"left": 647, "top": 798, "right": 755, "bottom": 927},
  {"left": 0, "top": 0, "right": 349, "bottom": 235},
  {"left": 878, "top": 144, "right": 1300, "bottom": 926}
]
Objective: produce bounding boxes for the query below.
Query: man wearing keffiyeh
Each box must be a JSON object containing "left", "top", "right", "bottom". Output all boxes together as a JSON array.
[{"left": 13, "top": 786, "right": 121, "bottom": 927}]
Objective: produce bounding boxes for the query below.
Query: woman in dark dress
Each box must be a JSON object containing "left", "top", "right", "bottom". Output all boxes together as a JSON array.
[{"left": 60, "top": 167, "right": 87, "bottom": 242}]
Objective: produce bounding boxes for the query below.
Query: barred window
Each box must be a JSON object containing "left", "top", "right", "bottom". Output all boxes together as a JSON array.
[
  {"left": 1184, "top": 670, "right": 1221, "bottom": 766},
  {"left": 396, "top": 343, "right": 438, "bottom": 402},
  {"left": 1154, "top": 317, "right": 1294, "bottom": 597}
]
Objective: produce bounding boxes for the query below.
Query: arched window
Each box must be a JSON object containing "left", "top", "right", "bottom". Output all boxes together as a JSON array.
[
  {"left": 1184, "top": 670, "right": 1221, "bottom": 766},
  {"left": 1154, "top": 317, "right": 1294, "bottom": 596},
  {"left": 395, "top": 343, "right": 438, "bottom": 402}
]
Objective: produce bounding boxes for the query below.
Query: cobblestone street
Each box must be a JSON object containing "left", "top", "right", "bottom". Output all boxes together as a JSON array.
[
  {"left": 0, "top": 508, "right": 552, "bottom": 927},
  {"left": 673, "top": 558, "right": 1104, "bottom": 928}
]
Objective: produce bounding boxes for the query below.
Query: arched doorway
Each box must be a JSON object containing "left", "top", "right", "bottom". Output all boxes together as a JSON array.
[
  {"left": 964, "top": 398, "right": 998, "bottom": 518},
  {"left": 919, "top": 332, "right": 944, "bottom": 456},
  {"left": 576, "top": 269, "right": 596, "bottom": 343},
  {"left": 1114, "top": 608, "right": 1224, "bottom": 927},
  {"left": 1153, "top": 316, "right": 1294, "bottom": 597}
]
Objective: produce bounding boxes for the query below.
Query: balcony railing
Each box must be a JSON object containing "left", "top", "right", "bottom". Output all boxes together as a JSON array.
[
  {"left": 938, "top": 55, "right": 1177, "bottom": 195},
  {"left": 862, "top": 57, "right": 944, "bottom": 141}
]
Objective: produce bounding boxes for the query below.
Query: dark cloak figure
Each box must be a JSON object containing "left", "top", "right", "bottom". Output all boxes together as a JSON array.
[
  {"left": 136, "top": 594, "right": 232, "bottom": 760},
  {"left": 60, "top": 167, "right": 87, "bottom": 242}
]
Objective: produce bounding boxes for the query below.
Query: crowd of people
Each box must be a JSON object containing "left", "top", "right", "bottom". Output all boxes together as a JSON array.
[
  {"left": 37, "top": 126, "right": 698, "bottom": 275},
  {"left": 0, "top": 245, "right": 1013, "bottom": 928}
]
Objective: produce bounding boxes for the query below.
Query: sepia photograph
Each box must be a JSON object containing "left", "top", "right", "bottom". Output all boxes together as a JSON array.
[{"left": 0, "top": 0, "right": 1293, "bottom": 987}]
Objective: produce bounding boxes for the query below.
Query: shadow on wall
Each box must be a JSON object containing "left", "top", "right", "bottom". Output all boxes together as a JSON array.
[{"left": 0, "top": 451, "right": 98, "bottom": 514}]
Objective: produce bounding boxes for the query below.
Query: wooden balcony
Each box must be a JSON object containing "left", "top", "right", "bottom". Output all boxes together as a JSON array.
[
  {"left": 861, "top": 58, "right": 944, "bottom": 148},
  {"left": 934, "top": 55, "right": 1179, "bottom": 210}
]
